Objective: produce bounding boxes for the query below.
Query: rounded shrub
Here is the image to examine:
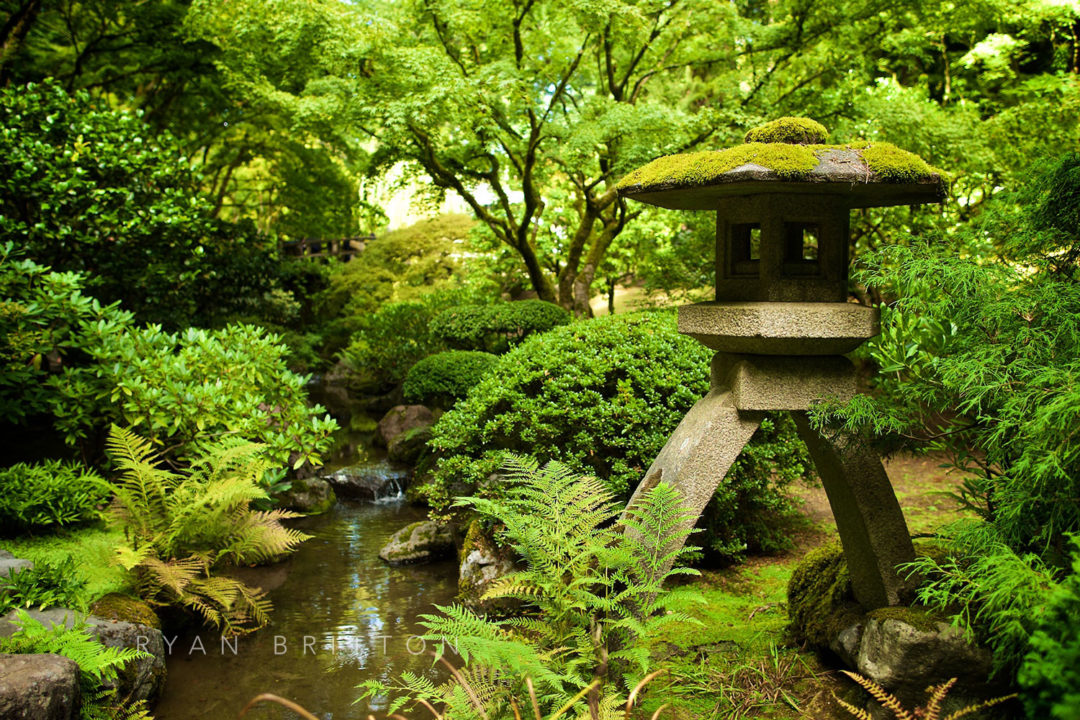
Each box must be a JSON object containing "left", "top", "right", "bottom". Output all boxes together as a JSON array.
[
  {"left": 403, "top": 351, "right": 499, "bottom": 408},
  {"left": 421, "top": 311, "right": 812, "bottom": 562},
  {"left": 431, "top": 299, "right": 571, "bottom": 353}
]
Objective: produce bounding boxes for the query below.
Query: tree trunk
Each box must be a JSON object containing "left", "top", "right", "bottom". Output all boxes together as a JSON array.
[{"left": 0, "top": 0, "right": 41, "bottom": 83}]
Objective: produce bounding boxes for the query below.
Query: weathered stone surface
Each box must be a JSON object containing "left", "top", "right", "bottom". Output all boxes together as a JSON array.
[
  {"left": 88, "top": 618, "right": 166, "bottom": 704},
  {"left": 89, "top": 594, "right": 160, "bottom": 630},
  {"left": 0, "top": 653, "right": 80, "bottom": 720},
  {"left": 374, "top": 405, "right": 435, "bottom": 448},
  {"left": 0, "top": 550, "right": 33, "bottom": 578},
  {"left": 714, "top": 353, "right": 856, "bottom": 410},
  {"left": 276, "top": 475, "right": 337, "bottom": 515},
  {"left": 855, "top": 609, "right": 994, "bottom": 694},
  {"left": 323, "top": 462, "right": 409, "bottom": 502},
  {"left": 678, "top": 301, "right": 878, "bottom": 355},
  {"left": 387, "top": 426, "right": 433, "bottom": 465},
  {"left": 379, "top": 521, "right": 455, "bottom": 566},
  {"left": 792, "top": 414, "right": 915, "bottom": 608},
  {"left": 458, "top": 522, "right": 517, "bottom": 613},
  {"left": 0, "top": 606, "right": 167, "bottom": 704}
]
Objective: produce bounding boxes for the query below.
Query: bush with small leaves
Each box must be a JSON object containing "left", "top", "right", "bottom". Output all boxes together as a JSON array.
[
  {"left": 430, "top": 299, "right": 571, "bottom": 353},
  {"left": 402, "top": 351, "right": 499, "bottom": 408},
  {"left": 0, "top": 556, "right": 87, "bottom": 614},
  {"left": 0, "top": 460, "right": 108, "bottom": 535}
]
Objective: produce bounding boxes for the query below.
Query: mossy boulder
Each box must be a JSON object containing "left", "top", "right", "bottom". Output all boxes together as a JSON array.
[
  {"left": 89, "top": 593, "right": 160, "bottom": 630},
  {"left": 744, "top": 116, "right": 829, "bottom": 145},
  {"left": 387, "top": 425, "right": 433, "bottom": 465},
  {"left": 276, "top": 475, "right": 336, "bottom": 515},
  {"left": 378, "top": 520, "right": 454, "bottom": 565},
  {"left": 457, "top": 520, "right": 517, "bottom": 614},
  {"left": 787, "top": 542, "right": 862, "bottom": 649}
]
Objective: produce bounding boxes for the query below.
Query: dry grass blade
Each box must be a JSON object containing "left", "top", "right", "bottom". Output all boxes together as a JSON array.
[
  {"left": 433, "top": 652, "right": 489, "bottom": 720},
  {"left": 526, "top": 677, "right": 542, "bottom": 720},
  {"left": 649, "top": 703, "right": 669, "bottom": 720},
  {"left": 625, "top": 669, "right": 667, "bottom": 714},
  {"left": 238, "top": 693, "right": 320, "bottom": 720},
  {"left": 548, "top": 680, "right": 600, "bottom": 720}
]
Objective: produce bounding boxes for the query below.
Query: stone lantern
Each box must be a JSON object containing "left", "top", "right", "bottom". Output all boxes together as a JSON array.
[{"left": 617, "top": 117, "right": 944, "bottom": 608}]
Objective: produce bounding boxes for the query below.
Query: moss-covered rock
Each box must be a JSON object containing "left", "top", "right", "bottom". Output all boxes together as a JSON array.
[
  {"left": 458, "top": 520, "right": 516, "bottom": 613},
  {"left": 744, "top": 116, "right": 829, "bottom": 145},
  {"left": 275, "top": 475, "right": 336, "bottom": 515},
  {"left": 89, "top": 593, "right": 161, "bottom": 630},
  {"left": 378, "top": 520, "right": 454, "bottom": 565},
  {"left": 786, "top": 542, "right": 862, "bottom": 648}
]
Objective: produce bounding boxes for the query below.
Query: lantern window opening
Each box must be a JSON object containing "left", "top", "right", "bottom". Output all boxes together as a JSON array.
[
  {"left": 783, "top": 222, "right": 822, "bottom": 277},
  {"left": 729, "top": 222, "right": 761, "bottom": 277}
]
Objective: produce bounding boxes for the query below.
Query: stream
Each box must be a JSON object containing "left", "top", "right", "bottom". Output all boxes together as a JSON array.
[{"left": 152, "top": 429, "right": 458, "bottom": 720}]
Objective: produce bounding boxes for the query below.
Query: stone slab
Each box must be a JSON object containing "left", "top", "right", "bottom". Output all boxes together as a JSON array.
[
  {"left": 0, "top": 550, "right": 33, "bottom": 578},
  {"left": 679, "top": 301, "right": 879, "bottom": 355},
  {"left": 713, "top": 353, "right": 856, "bottom": 410},
  {"left": 0, "top": 653, "right": 80, "bottom": 720}
]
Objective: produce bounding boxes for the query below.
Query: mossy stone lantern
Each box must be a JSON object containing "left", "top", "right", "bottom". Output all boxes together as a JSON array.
[{"left": 617, "top": 118, "right": 945, "bottom": 609}]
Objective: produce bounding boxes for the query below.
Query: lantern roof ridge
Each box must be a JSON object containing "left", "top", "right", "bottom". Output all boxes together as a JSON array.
[{"left": 617, "top": 119, "right": 945, "bottom": 210}]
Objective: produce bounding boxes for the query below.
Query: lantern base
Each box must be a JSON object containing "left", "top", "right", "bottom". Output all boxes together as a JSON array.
[
  {"left": 679, "top": 301, "right": 878, "bottom": 355},
  {"left": 712, "top": 353, "right": 856, "bottom": 411}
]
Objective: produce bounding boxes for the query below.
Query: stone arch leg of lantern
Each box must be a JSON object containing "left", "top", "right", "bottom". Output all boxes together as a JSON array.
[{"left": 622, "top": 310, "right": 916, "bottom": 610}]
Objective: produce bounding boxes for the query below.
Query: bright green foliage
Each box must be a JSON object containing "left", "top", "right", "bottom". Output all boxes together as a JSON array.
[
  {"left": 402, "top": 351, "right": 499, "bottom": 408},
  {"left": 1019, "top": 538, "right": 1080, "bottom": 719},
  {"left": 0, "top": 557, "right": 87, "bottom": 614},
  {"left": 0, "top": 460, "right": 109, "bottom": 534},
  {"left": 744, "top": 117, "right": 829, "bottom": 145},
  {"left": 341, "top": 288, "right": 484, "bottom": 392},
  {"left": 55, "top": 323, "right": 337, "bottom": 468},
  {"left": 0, "top": 610, "right": 150, "bottom": 720},
  {"left": 3, "top": 526, "right": 132, "bottom": 606},
  {"left": 786, "top": 542, "right": 855, "bottom": 648},
  {"left": 362, "top": 455, "right": 702, "bottom": 717},
  {"left": 0, "top": 80, "right": 277, "bottom": 328},
  {"left": 0, "top": 243, "right": 131, "bottom": 422},
  {"left": 810, "top": 154, "right": 1080, "bottom": 706},
  {"left": 423, "top": 312, "right": 810, "bottom": 562},
  {"left": 431, "top": 300, "right": 571, "bottom": 354},
  {"left": 107, "top": 427, "right": 310, "bottom": 635}
]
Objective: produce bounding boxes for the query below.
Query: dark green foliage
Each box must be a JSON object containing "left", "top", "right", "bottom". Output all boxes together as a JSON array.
[
  {"left": 430, "top": 299, "right": 571, "bottom": 353},
  {"left": 1019, "top": 539, "right": 1080, "bottom": 719},
  {"left": 0, "top": 460, "right": 108, "bottom": 534},
  {"left": 341, "top": 288, "right": 483, "bottom": 392},
  {"left": 0, "top": 610, "right": 150, "bottom": 720},
  {"left": 362, "top": 455, "right": 702, "bottom": 716},
  {"left": 422, "top": 311, "right": 811, "bottom": 562},
  {"left": 0, "top": 557, "right": 87, "bottom": 614},
  {"left": 0, "top": 80, "right": 278, "bottom": 328},
  {"left": 402, "top": 351, "right": 498, "bottom": 407}
]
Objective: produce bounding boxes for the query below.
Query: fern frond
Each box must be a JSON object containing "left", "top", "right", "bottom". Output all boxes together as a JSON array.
[{"left": 841, "top": 671, "right": 914, "bottom": 720}]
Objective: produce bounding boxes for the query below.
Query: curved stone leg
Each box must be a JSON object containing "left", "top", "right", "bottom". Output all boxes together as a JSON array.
[
  {"left": 792, "top": 412, "right": 915, "bottom": 608},
  {"left": 622, "top": 388, "right": 762, "bottom": 573}
]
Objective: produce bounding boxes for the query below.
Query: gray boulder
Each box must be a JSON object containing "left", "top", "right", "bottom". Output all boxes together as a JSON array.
[
  {"left": 276, "top": 475, "right": 337, "bottom": 515},
  {"left": 0, "top": 550, "right": 33, "bottom": 578},
  {"left": 379, "top": 521, "right": 455, "bottom": 565},
  {"left": 374, "top": 405, "right": 435, "bottom": 447},
  {"left": 0, "top": 608, "right": 166, "bottom": 704},
  {"left": 387, "top": 425, "right": 433, "bottom": 465},
  {"left": 458, "top": 522, "right": 517, "bottom": 613},
  {"left": 0, "top": 653, "right": 80, "bottom": 720},
  {"left": 323, "top": 462, "right": 409, "bottom": 502}
]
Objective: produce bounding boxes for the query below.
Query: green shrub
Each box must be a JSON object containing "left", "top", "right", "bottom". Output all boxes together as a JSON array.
[
  {"left": 0, "top": 556, "right": 87, "bottom": 614},
  {"left": 422, "top": 311, "right": 812, "bottom": 562},
  {"left": 402, "top": 350, "right": 499, "bottom": 407},
  {"left": 0, "top": 610, "right": 150, "bottom": 720},
  {"left": 430, "top": 299, "right": 571, "bottom": 353},
  {"left": 107, "top": 427, "right": 310, "bottom": 635},
  {"left": 54, "top": 323, "right": 337, "bottom": 469},
  {"left": 0, "top": 460, "right": 108, "bottom": 534},
  {"left": 0, "top": 80, "right": 277, "bottom": 328}
]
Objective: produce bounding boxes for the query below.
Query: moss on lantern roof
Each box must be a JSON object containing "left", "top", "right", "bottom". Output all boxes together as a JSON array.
[
  {"left": 616, "top": 141, "right": 936, "bottom": 192},
  {"left": 744, "top": 116, "right": 829, "bottom": 145}
]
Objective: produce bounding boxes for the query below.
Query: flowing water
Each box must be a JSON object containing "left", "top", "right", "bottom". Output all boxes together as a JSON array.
[{"left": 152, "top": 431, "right": 458, "bottom": 720}]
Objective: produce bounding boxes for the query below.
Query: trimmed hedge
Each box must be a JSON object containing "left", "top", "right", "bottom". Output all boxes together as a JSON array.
[
  {"left": 403, "top": 351, "right": 499, "bottom": 408},
  {"left": 431, "top": 299, "right": 571, "bottom": 354},
  {"left": 420, "top": 311, "right": 813, "bottom": 563}
]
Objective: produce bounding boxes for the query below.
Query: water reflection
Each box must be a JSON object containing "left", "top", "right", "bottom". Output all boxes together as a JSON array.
[{"left": 153, "top": 501, "right": 458, "bottom": 719}]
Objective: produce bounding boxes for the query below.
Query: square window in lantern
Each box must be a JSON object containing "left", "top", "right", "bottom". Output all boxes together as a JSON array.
[
  {"left": 784, "top": 223, "right": 820, "bottom": 263},
  {"left": 730, "top": 223, "right": 761, "bottom": 276}
]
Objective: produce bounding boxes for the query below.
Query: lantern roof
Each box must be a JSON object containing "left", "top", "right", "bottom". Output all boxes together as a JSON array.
[{"left": 617, "top": 117, "right": 945, "bottom": 211}]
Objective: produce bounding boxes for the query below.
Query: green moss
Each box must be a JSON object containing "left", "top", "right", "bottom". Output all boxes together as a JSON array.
[
  {"left": 866, "top": 605, "right": 946, "bottom": 633},
  {"left": 89, "top": 592, "right": 161, "bottom": 629},
  {"left": 617, "top": 141, "right": 936, "bottom": 192},
  {"left": 786, "top": 542, "right": 861, "bottom": 648},
  {"left": 4, "top": 526, "right": 131, "bottom": 606},
  {"left": 745, "top": 116, "right": 829, "bottom": 145},
  {"left": 862, "top": 142, "right": 934, "bottom": 182}
]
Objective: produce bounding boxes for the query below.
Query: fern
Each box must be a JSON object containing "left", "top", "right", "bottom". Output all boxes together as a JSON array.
[
  {"left": 0, "top": 610, "right": 151, "bottom": 720},
  {"left": 363, "top": 454, "right": 701, "bottom": 718},
  {"left": 106, "top": 425, "right": 310, "bottom": 635},
  {"left": 836, "top": 671, "right": 1017, "bottom": 720}
]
